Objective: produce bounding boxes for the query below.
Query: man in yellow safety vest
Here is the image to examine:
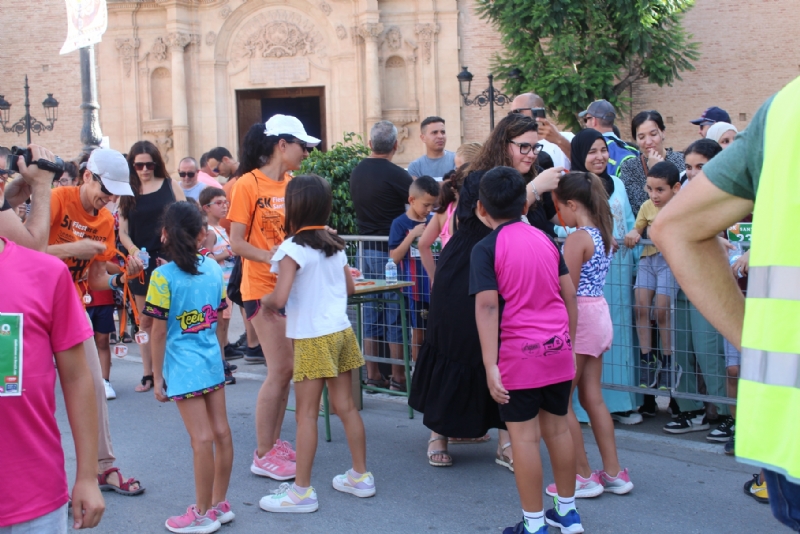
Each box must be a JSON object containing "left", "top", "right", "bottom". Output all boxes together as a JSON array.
[{"left": 651, "top": 76, "right": 800, "bottom": 531}]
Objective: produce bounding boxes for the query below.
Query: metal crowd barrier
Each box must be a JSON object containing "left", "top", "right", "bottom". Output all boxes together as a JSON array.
[{"left": 342, "top": 234, "right": 741, "bottom": 413}]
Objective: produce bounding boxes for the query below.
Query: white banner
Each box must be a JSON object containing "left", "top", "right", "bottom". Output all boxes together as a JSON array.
[{"left": 60, "top": 0, "right": 108, "bottom": 55}]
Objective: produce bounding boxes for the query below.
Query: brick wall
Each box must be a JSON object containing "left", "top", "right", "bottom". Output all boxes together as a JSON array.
[
  {"left": 459, "top": 0, "right": 800, "bottom": 150},
  {"left": 0, "top": 0, "right": 84, "bottom": 160},
  {"left": 456, "top": 0, "right": 506, "bottom": 145},
  {"left": 631, "top": 0, "right": 800, "bottom": 151}
]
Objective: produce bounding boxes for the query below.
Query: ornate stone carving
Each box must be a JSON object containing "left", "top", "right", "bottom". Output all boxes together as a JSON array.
[
  {"left": 396, "top": 123, "right": 410, "bottom": 154},
  {"left": 414, "top": 23, "right": 439, "bottom": 64},
  {"left": 167, "top": 32, "right": 193, "bottom": 52},
  {"left": 206, "top": 32, "right": 216, "bottom": 46},
  {"left": 318, "top": 1, "right": 331, "bottom": 15},
  {"left": 357, "top": 22, "right": 383, "bottom": 42},
  {"left": 336, "top": 25, "right": 347, "bottom": 40},
  {"left": 385, "top": 26, "right": 401, "bottom": 50},
  {"left": 115, "top": 37, "right": 140, "bottom": 77},
  {"left": 154, "top": 135, "right": 173, "bottom": 164},
  {"left": 152, "top": 37, "right": 168, "bottom": 62},
  {"left": 235, "top": 11, "right": 324, "bottom": 62},
  {"left": 220, "top": 5, "right": 232, "bottom": 18}
]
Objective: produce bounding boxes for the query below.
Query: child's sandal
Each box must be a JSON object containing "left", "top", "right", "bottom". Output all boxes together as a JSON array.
[{"left": 97, "top": 467, "right": 145, "bottom": 496}]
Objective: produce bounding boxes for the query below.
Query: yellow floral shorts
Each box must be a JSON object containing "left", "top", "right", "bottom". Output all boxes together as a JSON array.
[{"left": 293, "top": 328, "right": 365, "bottom": 382}]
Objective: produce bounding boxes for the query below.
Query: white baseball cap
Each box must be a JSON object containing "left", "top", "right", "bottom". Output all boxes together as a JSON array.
[
  {"left": 87, "top": 149, "right": 134, "bottom": 196},
  {"left": 264, "top": 114, "right": 321, "bottom": 147}
]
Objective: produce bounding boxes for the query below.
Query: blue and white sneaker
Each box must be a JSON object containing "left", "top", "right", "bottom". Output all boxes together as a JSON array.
[
  {"left": 502, "top": 519, "right": 548, "bottom": 534},
  {"left": 545, "top": 505, "right": 584, "bottom": 534}
]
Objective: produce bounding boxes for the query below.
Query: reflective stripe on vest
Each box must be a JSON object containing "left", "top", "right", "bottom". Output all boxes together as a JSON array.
[
  {"left": 747, "top": 265, "right": 800, "bottom": 301},
  {"left": 738, "top": 75, "right": 800, "bottom": 484},
  {"left": 741, "top": 348, "right": 800, "bottom": 388}
]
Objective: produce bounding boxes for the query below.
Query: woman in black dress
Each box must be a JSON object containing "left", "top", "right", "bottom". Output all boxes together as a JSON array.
[
  {"left": 409, "top": 114, "right": 564, "bottom": 467},
  {"left": 118, "top": 141, "right": 185, "bottom": 392}
]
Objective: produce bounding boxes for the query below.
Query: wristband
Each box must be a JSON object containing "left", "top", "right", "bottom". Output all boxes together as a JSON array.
[{"left": 107, "top": 274, "right": 117, "bottom": 291}]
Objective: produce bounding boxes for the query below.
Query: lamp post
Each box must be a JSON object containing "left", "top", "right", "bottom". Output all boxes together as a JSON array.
[
  {"left": 80, "top": 45, "right": 103, "bottom": 153},
  {"left": 457, "top": 66, "right": 520, "bottom": 130},
  {"left": 0, "top": 76, "right": 59, "bottom": 146}
]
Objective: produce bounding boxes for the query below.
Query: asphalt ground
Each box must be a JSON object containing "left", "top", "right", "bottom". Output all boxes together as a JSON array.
[{"left": 54, "top": 312, "right": 777, "bottom": 534}]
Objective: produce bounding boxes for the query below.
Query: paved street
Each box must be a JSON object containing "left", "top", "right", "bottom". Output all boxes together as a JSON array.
[{"left": 57, "top": 315, "right": 776, "bottom": 533}]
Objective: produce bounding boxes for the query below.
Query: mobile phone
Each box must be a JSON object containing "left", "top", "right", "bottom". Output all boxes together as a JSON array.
[{"left": 532, "top": 108, "right": 546, "bottom": 119}]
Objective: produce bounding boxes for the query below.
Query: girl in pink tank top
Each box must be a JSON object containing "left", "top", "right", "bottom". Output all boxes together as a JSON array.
[{"left": 419, "top": 171, "right": 459, "bottom": 283}]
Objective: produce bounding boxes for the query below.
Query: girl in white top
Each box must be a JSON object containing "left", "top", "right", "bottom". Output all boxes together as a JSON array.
[{"left": 258, "top": 174, "right": 374, "bottom": 514}]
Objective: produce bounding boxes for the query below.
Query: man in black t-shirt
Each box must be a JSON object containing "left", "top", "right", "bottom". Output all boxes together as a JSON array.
[{"left": 349, "top": 120, "right": 413, "bottom": 389}]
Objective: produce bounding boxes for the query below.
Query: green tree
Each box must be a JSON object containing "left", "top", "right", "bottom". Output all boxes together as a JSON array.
[
  {"left": 299, "top": 132, "right": 369, "bottom": 235},
  {"left": 476, "top": 0, "right": 700, "bottom": 131}
]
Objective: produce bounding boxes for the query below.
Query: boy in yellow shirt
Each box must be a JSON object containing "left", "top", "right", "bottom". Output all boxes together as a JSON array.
[{"left": 624, "top": 161, "right": 681, "bottom": 390}]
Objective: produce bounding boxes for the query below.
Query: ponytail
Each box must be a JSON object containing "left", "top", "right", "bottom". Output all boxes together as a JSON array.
[
  {"left": 162, "top": 201, "right": 203, "bottom": 275},
  {"left": 554, "top": 171, "right": 614, "bottom": 255}
]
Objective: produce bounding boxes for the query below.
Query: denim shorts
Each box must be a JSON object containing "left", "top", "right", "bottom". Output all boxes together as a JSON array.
[
  {"left": 634, "top": 253, "right": 678, "bottom": 298},
  {"left": 361, "top": 248, "right": 400, "bottom": 341},
  {"left": 0, "top": 503, "right": 67, "bottom": 534}
]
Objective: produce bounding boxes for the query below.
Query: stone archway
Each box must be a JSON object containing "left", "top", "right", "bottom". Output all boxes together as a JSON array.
[{"left": 213, "top": 0, "right": 351, "bottom": 152}]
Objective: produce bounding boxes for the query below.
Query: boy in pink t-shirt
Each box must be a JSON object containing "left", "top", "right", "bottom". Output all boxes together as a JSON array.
[
  {"left": 0, "top": 237, "right": 105, "bottom": 531},
  {"left": 469, "top": 167, "right": 582, "bottom": 534}
]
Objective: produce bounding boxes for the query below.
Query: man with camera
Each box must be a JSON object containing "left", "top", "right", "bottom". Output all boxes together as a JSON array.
[
  {"left": 0, "top": 144, "right": 60, "bottom": 251},
  {"left": 509, "top": 93, "right": 572, "bottom": 168},
  {"left": 0, "top": 143, "right": 106, "bottom": 531}
]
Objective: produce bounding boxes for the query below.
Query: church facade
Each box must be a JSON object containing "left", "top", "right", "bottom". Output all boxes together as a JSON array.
[{"left": 2, "top": 0, "right": 800, "bottom": 166}]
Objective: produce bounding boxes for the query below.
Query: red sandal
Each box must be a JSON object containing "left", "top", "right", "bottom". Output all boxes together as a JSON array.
[{"left": 97, "top": 467, "right": 145, "bottom": 496}]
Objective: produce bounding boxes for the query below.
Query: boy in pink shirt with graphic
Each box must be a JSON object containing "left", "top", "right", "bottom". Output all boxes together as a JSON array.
[
  {"left": 0, "top": 236, "right": 105, "bottom": 532},
  {"left": 470, "top": 167, "right": 582, "bottom": 534}
]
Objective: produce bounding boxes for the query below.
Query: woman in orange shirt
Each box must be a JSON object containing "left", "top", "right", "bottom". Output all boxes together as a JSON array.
[{"left": 229, "top": 115, "right": 320, "bottom": 482}]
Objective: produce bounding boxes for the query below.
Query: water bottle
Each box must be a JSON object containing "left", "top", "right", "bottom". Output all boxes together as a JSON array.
[
  {"left": 385, "top": 259, "right": 397, "bottom": 284},
  {"left": 139, "top": 248, "right": 150, "bottom": 270},
  {"left": 728, "top": 241, "right": 743, "bottom": 278}
]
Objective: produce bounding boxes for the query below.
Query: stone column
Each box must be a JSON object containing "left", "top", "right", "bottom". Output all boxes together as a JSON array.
[
  {"left": 358, "top": 23, "right": 384, "bottom": 131},
  {"left": 167, "top": 32, "right": 191, "bottom": 165}
]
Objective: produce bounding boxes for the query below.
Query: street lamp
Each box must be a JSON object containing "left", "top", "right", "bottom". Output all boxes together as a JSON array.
[
  {"left": 0, "top": 76, "right": 59, "bottom": 145},
  {"left": 457, "top": 66, "right": 518, "bottom": 130}
]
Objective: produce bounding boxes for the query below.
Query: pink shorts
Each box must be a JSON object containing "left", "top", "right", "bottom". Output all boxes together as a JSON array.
[{"left": 574, "top": 296, "right": 613, "bottom": 357}]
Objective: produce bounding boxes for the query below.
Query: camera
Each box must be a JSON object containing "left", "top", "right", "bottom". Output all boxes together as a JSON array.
[
  {"left": 2, "top": 146, "right": 65, "bottom": 183},
  {"left": 531, "top": 108, "right": 546, "bottom": 119}
]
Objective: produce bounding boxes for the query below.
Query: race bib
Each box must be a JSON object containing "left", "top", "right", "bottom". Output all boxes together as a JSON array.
[
  {"left": 727, "top": 222, "right": 751, "bottom": 243},
  {"left": 0, "top": 313, "right": 23, "bottom": 396}
]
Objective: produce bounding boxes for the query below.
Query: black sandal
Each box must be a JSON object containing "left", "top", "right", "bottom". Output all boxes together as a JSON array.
[
  {"left": 389, "top": 378, "right": 407, "bottom": 393},
  {"left": 135, "top": 375, "right": 153, "bottom": 392}
]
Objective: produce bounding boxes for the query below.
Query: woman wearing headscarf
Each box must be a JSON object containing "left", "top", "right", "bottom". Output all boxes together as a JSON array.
[
  {"left": 705, "top": 122, "right": 739, "bottom": 149},
  {"left": 560, "top": 129, "right": 643, "bottom": 425}
]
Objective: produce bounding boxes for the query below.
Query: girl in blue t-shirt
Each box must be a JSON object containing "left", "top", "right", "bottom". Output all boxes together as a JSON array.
[
  {"left": 549, "top": 172, "right": 634, "bottom": 500},
  {"left": 258, "top": 174, "right": 374, "bottom": 514},
  {"left": 144, "top": 202, "right": 234, "bottom": 533}
]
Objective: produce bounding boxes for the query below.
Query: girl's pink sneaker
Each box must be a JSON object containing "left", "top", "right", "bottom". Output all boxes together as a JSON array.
[
  {"left": 598, "top": 468, "right": 634, "bottom": 495},
  {"left": 210, "top": 500, "right": 234, "bottom": 524},
  {"left": 165, "top": 505, "right": 220, "bottom": 533},
  {"left": 277, "top": 439, "right": 297, "bottom": 462}
]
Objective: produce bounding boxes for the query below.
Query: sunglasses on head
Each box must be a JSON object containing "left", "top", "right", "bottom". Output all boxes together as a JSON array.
[
  {"left": 178, "top": 172, "right": 196, "bottom": 178},
  {"left": 92, "top": 173, "right": 113, "bottom": 196},
  {"left": 133, "top": 161, "right": 155, "bottom": 171}
]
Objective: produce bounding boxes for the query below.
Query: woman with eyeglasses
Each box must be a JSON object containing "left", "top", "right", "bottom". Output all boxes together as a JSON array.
[
  {"left": 409, "top": 113, "right": 564, "bottom": 469},
  {"left": 228, "top": 115, "right": 318, "bottom": 484},
  {"left": 618, "top": 110, "right": 685, "bottom": 216},
  {"left": 118, "top": 140, "right": 186, "bottom": 393}
]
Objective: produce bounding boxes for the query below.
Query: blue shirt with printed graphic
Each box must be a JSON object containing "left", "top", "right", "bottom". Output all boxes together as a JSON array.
[{"left": 143, "top": 256, "right": 227, "bottom": 397}]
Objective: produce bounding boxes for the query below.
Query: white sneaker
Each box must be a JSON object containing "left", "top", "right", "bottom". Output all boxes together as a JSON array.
[
  {"left": 104, "top": 379, "right": 116, "bottom": 400},
  {"left": 332, "top": 470, "right": 376, "bottom": 498}
]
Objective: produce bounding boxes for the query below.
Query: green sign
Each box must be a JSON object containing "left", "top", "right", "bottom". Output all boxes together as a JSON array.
[
  {"left": 728, "top": 222, "right": 752, "bottom": 243},
  {"left": 0, "top": 313, "right": 23, "bottom": 396}
]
